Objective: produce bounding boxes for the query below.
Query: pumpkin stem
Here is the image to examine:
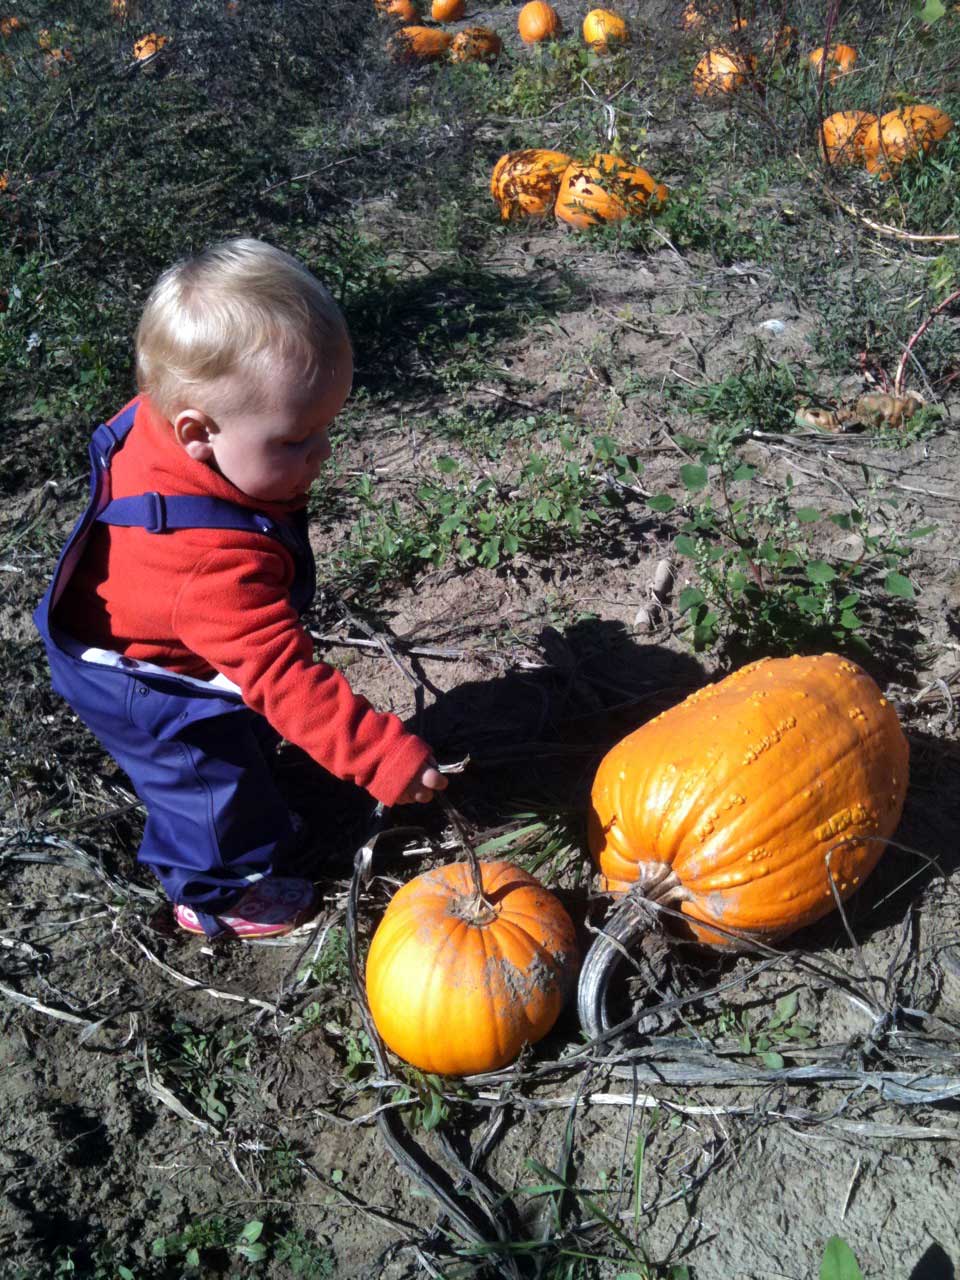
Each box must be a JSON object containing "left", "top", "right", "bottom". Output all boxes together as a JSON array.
[
  {"left": 440, "top": 796, "right": 497, "bottom": 917},
  {"left": 577, "top": 866, "right": 686, "bottom": 1041}
]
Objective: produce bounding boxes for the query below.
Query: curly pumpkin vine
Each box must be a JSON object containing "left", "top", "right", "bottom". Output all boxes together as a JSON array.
[{"left": 578, "top": 654, "right": 908, "bottom": 1038}]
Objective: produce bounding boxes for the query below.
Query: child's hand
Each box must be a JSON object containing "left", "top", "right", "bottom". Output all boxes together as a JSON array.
[{"left": 397, "top": 764, "right": 448, "bottom": 806}]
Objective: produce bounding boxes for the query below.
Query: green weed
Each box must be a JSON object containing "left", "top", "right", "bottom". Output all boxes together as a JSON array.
[
  {"left": 708, "top": 993, "right": 814, "bottom": 1070},
  {"left": 147, "top": 1017, "right": 253, "bottom": 1125}
]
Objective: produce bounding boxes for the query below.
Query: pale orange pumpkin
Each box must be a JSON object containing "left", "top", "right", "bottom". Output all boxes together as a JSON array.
[
  {"left": 431, "top": 0, "right": 464, "bottom": 20},
  {"left": 132, "top": 31, "right": 167, "bottom": 59},
  {"left": 375, "top": 0, "right": 419, "bottom": 19},
  {"left": 388, "top": 23, "right": 453, "bottom": 60},
  {"left": 588, "top": 653, "right": 908, "bottom": 948},
  {"left": 1, "top": 14, "right": 23, "bottom": 36},
  {"left": 365, "top": 860, "right": 578, "bottom": 1075},
  {"left": 808, "top": 43, "right": 857, "bottom": 83},
  {"left": 555, "top": 153, "right": 667, "bottom": 228},
  {"left": 491, "top": 148, "right": 571, "bottom": 220},
  {"left": 582, "top": 8, "right": 629, "bottom": 51},
  {"left": 450, "top": 25, "right": 502, "bottom": 62},
  {"left": 518, "top": 0, "right": 561, "bottom": 42},
  {"left": 693, "top": 47, "right": 754, "bottom": 95},
  {"left": 819, "top": 110, "right": 877, "bottom": 166},
  {"left": 862, "top": 105, "right": 953, "bottom": 178}
]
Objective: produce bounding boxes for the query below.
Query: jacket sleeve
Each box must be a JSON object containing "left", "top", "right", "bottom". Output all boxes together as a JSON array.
[{"left": 171, "top": 543, "right": 432, "bottom": 806}]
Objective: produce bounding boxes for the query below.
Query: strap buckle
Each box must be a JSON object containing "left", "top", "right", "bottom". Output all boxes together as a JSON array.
[{"left": 143, "top": 491, "right": 167, "bottom": 534}]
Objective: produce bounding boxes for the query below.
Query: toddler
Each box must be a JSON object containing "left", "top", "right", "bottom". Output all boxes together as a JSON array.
[{"left": 34, "top": 238, "right": 446, "bottom": 940}]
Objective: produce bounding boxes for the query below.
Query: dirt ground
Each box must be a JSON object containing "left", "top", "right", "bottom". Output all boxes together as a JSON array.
[{"left": 3, "top": 0, "right": 960, "bottom": 1277}]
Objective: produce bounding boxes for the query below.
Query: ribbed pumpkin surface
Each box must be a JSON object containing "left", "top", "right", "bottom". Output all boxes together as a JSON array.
[
  {"left": 863, "top": 106, "right": 953, "bottom": 177},
  {"left": 820, "top": 111, "right": 877, "bottom": 166},
  {"left": 366, "top": 860, "right": 578, "bottom": 1075},
  {"left": 588, "top": 654, "right": 908, "bottom": 945},
  {"left": 491, "top": 148, "right": 572, "bottom": 220},
  {"left": 388, "top": 24, "right": 453, "bottom": 61},
  {"left": 555, "top": 153, "right": 667, "bottom": 228}
]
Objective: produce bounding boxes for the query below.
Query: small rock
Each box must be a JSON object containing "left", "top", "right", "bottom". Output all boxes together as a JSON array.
[
  {"left": 758, "top": 318, "right": 787, "bottom": 335},
  {"left": 634, "top": 604, "right": 659, "bottom": 631},
  {"left": 652, "top": 559, "right": 674, "bottom": 602}
]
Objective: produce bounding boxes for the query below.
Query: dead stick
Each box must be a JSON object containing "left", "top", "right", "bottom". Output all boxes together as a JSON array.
[{"left": 894, "top": 287, "right": 960, "bottom": 396}]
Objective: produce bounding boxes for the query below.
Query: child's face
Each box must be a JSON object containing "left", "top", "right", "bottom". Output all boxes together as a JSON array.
[{"left": 175, "top": 346, "right": 353, "bottom": 503}]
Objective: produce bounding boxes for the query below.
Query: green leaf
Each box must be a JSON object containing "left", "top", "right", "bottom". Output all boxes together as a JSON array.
[
  {"left": 840, "top": 610, "right": 863, "bottom": 630},
  {"left": 678, "top": 586, "right": 706, "bottom": 613},
  {"left": 117, "top": 1268, "right": 136, "bottom": 1280},
  {"left": 885, "top": 571, "right": 915, "bottom": 599},
  {"left": 435, "top": 455, "right": 459, "bottom": 474},
  {"left": 806, "top": 560, "right": 837, "bottom": 584},
  {"left": 648, "top": 494, "right": 677, "bottom": 513},
  {"left": 732, "top": 463, "right": 756, "bottom": 482},
  {"left": 674, "top": 533, "right": 698, "bottom": 556},
  {"left": 239, "top": 1222, "right": 264, "bottom": 1243},
  {"left": 796, "top": 507, "right": 820, "bottom": 523},
  {"left": 680, "top": 463, "right": 709, "bottom": 491},
  {"left": 837, "top": 592, "right": 860, "bottom": 609},
  {"left": 829, "top": 513, "right": 853, "bottom": 530},
  {"left": 186, "top": 1248, "right": 201, "bottom": 1268},
  {"left": 820, "top": 1235, "right": 865, "bottom": 1280},
  {"left": 237, "top": 1242, "right": 268, "bottom": 1262},
  {"left": 770, "top": 992, "right": 799, "bottom": 1027},
  {"left": 761, "top": 1051, "right": 785, "bottom": 1069},
  {"left": 917, "top": 0, "right": 946, "bottom": 21},
  {"left": 905, "top": 524, "right": 937, "bottom": 539}
]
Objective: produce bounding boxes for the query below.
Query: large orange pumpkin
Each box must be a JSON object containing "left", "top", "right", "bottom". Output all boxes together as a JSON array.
[
  {"left": 555, "top": 153, "right": 667, "bottom": 228},
  {"left": 518, "top": 0, "right": 561, "bottom": 43},
  {"left": 132, "top": 31, "right": 167, "bottom": 59},
  {"left": 366, "top": 860, "right": 578, "bottom": 1075},
  {"left": 808, "top": 43, "right": 857, "bottom": 83},
  {"left": 450, "top": 24, "right": 502, "bottom": 62},
  {"left": 693, "top": 47, "right": 753, "bottom": 95},
  {"left": 862, "top": 105, "right": 953, "bottom": 178},
  {"left": 819, "top": 110, "right": 877, "bottom": 166},
  {"left": 491, "top": 148, "right": 571, "bottom": 220},
  {"left": 431, "top": 0, "right": 464, "bottom": 19},
  {"left": 388, "top": 24, "right": 453, "bottom": 60},
  {"left": 588, "top": 654, "right": 908, "bottom": 947},
  {"left": 582, "top": 8, "right": 629, "bottom": 52}
]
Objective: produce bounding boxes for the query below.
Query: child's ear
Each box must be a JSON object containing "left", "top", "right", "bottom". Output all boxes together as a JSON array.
[{"left": 173, "top": 409, "right": 218, "bottom": 462}]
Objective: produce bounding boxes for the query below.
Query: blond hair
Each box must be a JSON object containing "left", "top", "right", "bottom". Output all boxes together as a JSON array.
[{"left": 135, "top": 239, "right": 350, "bottom": 417}]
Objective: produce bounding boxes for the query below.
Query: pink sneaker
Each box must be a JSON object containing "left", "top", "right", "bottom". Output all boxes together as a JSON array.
[{"left": 174, "top": 877, "right": 318, "bottom": 940}]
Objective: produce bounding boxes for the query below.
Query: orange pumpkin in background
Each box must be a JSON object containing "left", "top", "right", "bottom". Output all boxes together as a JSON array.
[
  {"left": 819, "top": 110, "right": 877, "bottom": 166},
  {"left": 582, "top": 8, "right": 629, "bottom": 51},
  {"left": 861, "top": 105, "right": 953, "bottom": 178},
  {"left": 0, "top": 15, "right": 23, "bottom": 37},
  {"left": 366, "top": 861, "right": 578, "bottom": 1075},
  {"left": 388, "top": 24, "right": 453, "bottom": 60},
  {"left": 375, "top": 0, "right": 419, "bottom": 20},
  {"left": 491, "top": 149, "right": 572, "bottom": 220},
  {"left": 693, "top": 47, "right": 753, "bottom": 95},
  {"left": 555, "top": 153, "right": 667, "bottom": 228},
  {"left": 588, "top": 654, "right": 908, "bottom": 948},
  {"left": 518, "top": 0, "right": 561, "bottom": 43},
  {"left": 132, "top": 31, "right": 167, "bottom": 59},
  {"left": 808, "top": 43, "right": 857, "bottom": 83},
  {"left": 450, "top": 25, "right": 502, "bottom": 61},
  {"left": 431, "top": 0, "right": 464, "bottom": 20}
]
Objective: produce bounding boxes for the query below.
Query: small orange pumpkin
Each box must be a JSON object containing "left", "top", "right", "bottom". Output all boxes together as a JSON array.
[
  {"left": 491, "top": 149, "right": 572, "bottom": 220},
  {"left": 680, "top": 2, "right": 712, "bottom": 30},
  {"left": 132, "top": 31, "right": 167, "bottom": 59},
  {"left": 1, "top": 14, "right": 23, "bottom": 37},
  {"left": 582, "top": 8, "right": 629, "bottom": 51},
  {"left": 808, "top": 43, "right": 857, "bottom": 83},
  {"left": 375, "top": 0, "right": 419, "bottom": 19},
  {"left": 762, "top": 23, "right": 797, "bottom": 58},
  {"left": 862, "top": 105, "right": 953, "bottom": 178},
  {"left": 0, "top": 170, "right": 9, "bottom": 192},
  {"left": 693, "top": 47, "right": 753, "bottom": 95},
  {"left": 431, "top": 0, "right": 464, "bottom": 19},
  {"left": 588, "top": 653, "right": 908, "bottom": 948},
  {"left": 819, "top": 110, "right": 877, "bottom": 166},
  {"left": 366, "top": 860, "right": 578, "bottom": 1075},
  {"left": 43, "top": 45, "right": 74, "bottom": 73},
  {"left": 555, "top": 153, "right": 667, "bottom": 229},
  {"left": 388, "top": 24, "right": 454, "bottom": 60},
  {"left": 450, "top": 25, "right": 502, "bottom": 62},
  {"left": 518, "top": 0, "right": 561, "bottom": 43}
]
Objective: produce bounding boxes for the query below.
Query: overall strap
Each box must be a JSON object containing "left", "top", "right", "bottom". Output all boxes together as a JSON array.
[
  {"left": 96, "top": 493, "right": 281, "bottom": 538},
  {"left": 89, "top": 401, "right": 140, "bottom": 468}
]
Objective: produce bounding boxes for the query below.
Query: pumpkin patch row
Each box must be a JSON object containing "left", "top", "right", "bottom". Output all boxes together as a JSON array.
[{"left": 820, "top": 104, "right": 953, "bottom": 179}]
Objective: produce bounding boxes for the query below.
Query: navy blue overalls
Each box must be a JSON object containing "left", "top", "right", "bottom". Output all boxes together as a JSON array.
[{"left": 33, "top": 401, "right": 317, "bottom": 936}]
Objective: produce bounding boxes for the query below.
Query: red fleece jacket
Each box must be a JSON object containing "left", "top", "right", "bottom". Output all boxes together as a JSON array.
[{"left": 55, "top": 395, "right": 432, "bottom": 806}]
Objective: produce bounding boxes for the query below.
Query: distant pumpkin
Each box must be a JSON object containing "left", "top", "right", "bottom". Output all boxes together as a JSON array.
[
  {"left": 763, "top": 23, "right": 797, "bottom": 58},
  {"left": 0, "top": 14, "right": 23, "bottom": 37},
  {"left": 375, "top": 0, "right": 419, "bottom": 18},
  {"left": 431, "top": 0, "right": 464, "bottom": 19},
  {"left": 491, "top": 148, "right": 572, "bottom": 220},
  {"left": 0, "top": 170, "right": 9, "bottom": 191},
  {"left": 450, "top": 25, "right": 502, "bottom": 61},
  {"left": 388, "top": 24, "right": 453, "bottom": 60},
  {"left": 819, "top": 110, "right": 877, "bottom": 166},
  {"left": 862, "top": 105, "right": 953, "bottom": 178},
  {"left": 518, "top": 0, "right": 561, "bottom": 43},
  {"left": 693, "top": 47, "right": 753, "bottom": 95},
  {"left": 582, "top": 8, "right": 629, "bottom": 51},
  {"left": 132, "top": 32, "right": 167, "bottom": 59},
  {"left": 808, "top": 43, "right": 857, "bottom": 83},
  {"left": 555, "top": 153, "right": 667, "bottom": 229}
]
